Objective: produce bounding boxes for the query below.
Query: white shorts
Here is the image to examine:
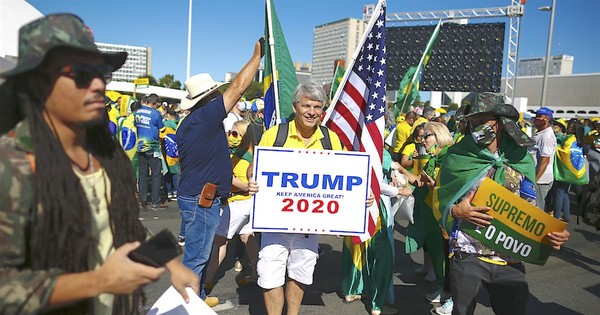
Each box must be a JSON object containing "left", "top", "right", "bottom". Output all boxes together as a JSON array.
[
  {"left": 215, "top": 199, "right": 253, "bottom": 239},
  {"left": 256, "top": 233, "right": 319, "bottom": 289}
]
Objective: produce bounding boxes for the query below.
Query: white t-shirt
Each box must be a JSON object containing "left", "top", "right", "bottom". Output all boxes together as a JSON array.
[{"left": 532, "top": 126, "right": 557, "bottom": 184}]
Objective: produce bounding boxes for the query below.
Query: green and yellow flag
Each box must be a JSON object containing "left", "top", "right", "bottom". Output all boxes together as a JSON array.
[
  {"left": 263, "top": 0, "right": 297, "bottom": 129},
  {"left": 330, "top": 63, "right": 346, "bottom": 100},
  {"left": 554, "top": 134, "right": 588, "bottom": 185}
]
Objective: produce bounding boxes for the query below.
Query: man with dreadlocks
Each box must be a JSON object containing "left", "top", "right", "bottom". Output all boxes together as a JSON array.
[{"left": 0, "top": 14, "right": 199, "bottom": 314}]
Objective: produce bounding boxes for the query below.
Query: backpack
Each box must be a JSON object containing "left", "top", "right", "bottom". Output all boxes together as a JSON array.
[{"left": 273, "top": 122, "right": 333, "bottom": 150}]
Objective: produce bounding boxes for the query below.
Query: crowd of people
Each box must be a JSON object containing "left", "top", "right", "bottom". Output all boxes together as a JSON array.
[{"left": 1, "top": 13, "right": 600, "bottom": 315}]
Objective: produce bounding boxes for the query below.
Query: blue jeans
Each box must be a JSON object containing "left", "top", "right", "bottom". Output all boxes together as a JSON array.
[
  {"left": 138, "top": 151, "right": 162, "bottom": 206},
  {"left": 178, "top": 194, "right": 222, "bottom": 299},
  {"left": 553, "top": 181, "right": 571, "bottom": 222},
  {"left": 165, "top": 171, "right": 179, "bottom": 195}
]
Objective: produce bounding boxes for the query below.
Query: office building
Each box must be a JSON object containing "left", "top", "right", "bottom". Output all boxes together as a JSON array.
[
  {"left": 96, "top": 42, "right": 152, "bottom": 82},
  {"left": 518, "top": 54, "right": 574, "bottom": 77},
  {"left": 312, "top": 18, "right": 366, "bottom": 85}
]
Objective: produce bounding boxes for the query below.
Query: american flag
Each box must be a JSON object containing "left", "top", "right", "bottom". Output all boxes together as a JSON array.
[{"left": 323, "top": 0, "right": 386, "bottom": 243}]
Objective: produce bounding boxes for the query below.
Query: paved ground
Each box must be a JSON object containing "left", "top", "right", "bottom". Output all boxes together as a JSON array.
[{"left": 138, "top": 198, "right": 600, "bottom": 315}]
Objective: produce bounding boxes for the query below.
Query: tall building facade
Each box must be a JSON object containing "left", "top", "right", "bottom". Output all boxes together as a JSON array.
[
  {"left": 96, "top": 42, "right": 152, "bottom": 82},
  {"left": 312, "top": 18, "right": 366, "bottom": 85},
  {"left": 518, "top": 54, "right": 573, "bottom": 77}
]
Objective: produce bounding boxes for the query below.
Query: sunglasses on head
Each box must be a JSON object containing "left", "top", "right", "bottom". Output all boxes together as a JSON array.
[
  {"left": 59, "top": 63, "right": 113, "bottom": 88},
  {"left": 229, "top": 130, "right": 240, "bottom": 138}
]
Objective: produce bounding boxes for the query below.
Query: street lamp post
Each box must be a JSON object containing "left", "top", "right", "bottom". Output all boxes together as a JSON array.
[
  {"left": 539, "top": 0, "right": 556, "bottom": 108},
  {"left": 186, "top": 0, "right": 193, "bottom": 80}
]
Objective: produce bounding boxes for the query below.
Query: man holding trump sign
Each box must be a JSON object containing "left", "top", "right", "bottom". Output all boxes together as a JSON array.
[
  {"left": 248, "top": 83, "right": 374, "bottom": 315},
  {"left": 435, "top": 92, "right": 570, "bottom": 315}
]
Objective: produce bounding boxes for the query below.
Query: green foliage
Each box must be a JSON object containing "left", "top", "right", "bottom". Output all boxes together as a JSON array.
[
  {"left": 448, "top": 102, "right": 459, "bottom": 110},
  {"left": 243, "top": 81, "right": 264, "bottom": 100},
  {"left": 157, "top": 74, "right": 182, "bottom": 90}
]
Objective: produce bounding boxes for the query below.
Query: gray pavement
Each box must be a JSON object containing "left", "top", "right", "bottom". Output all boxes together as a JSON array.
[{"left": 138, "top": 199, "right": 600, "bottom": 315}]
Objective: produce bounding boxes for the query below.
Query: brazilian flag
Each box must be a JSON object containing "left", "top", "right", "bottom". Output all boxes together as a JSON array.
[
  {"left": 554, "top": 134, "right": 588, "bottom": 185},
  {"left": 160, "top": 120, "right": 179, "bottom": 175},
  {"left": 263, "top": 0, "right": 297, "bottom": 129}
]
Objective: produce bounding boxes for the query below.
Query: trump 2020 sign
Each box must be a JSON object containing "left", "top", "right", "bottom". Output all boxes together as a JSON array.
[{"left": 251, "top": 146, "right": 371, "bottom": 236}]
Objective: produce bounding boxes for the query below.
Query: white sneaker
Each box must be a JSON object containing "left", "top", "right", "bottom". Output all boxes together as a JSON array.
[
  {"left": 435, "top": 297, "right": 453, "bottom": 315},
  {"left": 426, "top": 289, "right": 450, "bottom": 303}
]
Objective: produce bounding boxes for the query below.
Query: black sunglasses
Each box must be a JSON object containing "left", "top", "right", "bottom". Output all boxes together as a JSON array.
[
  {"left": 59, "top": 63, "right": 113, "bottom": 88},
  {"left": 423, "top": 132, "right": 435, "bottom": 139}
]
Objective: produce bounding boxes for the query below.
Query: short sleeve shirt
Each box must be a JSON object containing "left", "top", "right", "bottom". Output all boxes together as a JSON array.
[
  {"left": 177, "top": 95, "right": 232, "bottom": 197},
  {"left": 258, "top": 120, "right": 344, "bottom": 150},
  {"left": 134, "top": 106, "right": 164, "bottom": 153},
  {"left": 532, "top": 127, "right": 557, "bottom": 184}
]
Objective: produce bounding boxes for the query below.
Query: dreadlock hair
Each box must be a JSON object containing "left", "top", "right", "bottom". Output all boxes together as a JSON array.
[{"left": 10, "top": 65, "right": 146, "bottom": 314}]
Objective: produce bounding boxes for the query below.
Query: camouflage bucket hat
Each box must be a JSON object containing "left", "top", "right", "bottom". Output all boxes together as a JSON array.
[
  {"left": 463, "top": 92, "right": 535, "bottom": 147},
  {"left": 0, "top": 14, "right": 127, "bottom": 77}
]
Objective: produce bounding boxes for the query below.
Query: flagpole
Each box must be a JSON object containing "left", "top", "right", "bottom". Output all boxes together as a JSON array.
[
  {"left": 329, "top": 64, "right": 339, "bottom": 100},
  {"left": 266, "top": 0, "right": 281, "bottom": 124},
  {"left": 186, "top": 0, "right": 192, "bottom": 79},
  {"left": 399, "top": 19, "right": 442, "bottom": 113},
  {"left": 323, "top": 0, "right": 386, "bottom": 123}
]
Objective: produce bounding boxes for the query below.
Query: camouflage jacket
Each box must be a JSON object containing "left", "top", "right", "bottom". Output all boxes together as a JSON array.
[{"left": 0, "top": 121, "right": 62, "bottom": 314}]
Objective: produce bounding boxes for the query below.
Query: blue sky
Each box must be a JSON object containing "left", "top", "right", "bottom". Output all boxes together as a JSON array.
[{"left": 28, "top": 0, "right": 600, "bottom": 84}]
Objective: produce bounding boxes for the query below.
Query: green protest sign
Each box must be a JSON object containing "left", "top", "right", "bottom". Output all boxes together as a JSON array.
[{"left": 462, "top": 178, "right": 567, "bottom": 265}]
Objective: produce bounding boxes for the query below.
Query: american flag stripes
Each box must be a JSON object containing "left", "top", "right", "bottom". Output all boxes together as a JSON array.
[{"left": 323, "top": 0, "right": 387, "bottom": 243}]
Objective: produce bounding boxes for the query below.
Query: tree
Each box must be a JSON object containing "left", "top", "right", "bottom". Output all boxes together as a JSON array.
[
  {"left": 157, "top": 74, "right": 182, "bottom": 90},
  {"left": 448, "top": 102, "right": 459, "bottom": 110},
  {"left": 243, "top": 81, "right": 264, "bottom": 100}
]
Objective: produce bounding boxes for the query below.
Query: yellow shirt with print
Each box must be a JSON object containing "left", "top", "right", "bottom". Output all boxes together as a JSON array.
[{"left": 258, "top": 120, "right": 344, "bottom": 151}]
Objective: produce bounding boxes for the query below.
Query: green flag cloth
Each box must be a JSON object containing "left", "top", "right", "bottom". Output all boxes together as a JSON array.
[
  {"left": 342, "top": 150, "right": 394, "bottom": 310},
  {"left": 395, "top": 66, "right": 419, "bottom": 113},
  {"left": 263, "top": 0, "right": 298, "bottom": 129},
  {"left": 554, "top": 134, "right": 589, "bottom": 185},
  {"left": 330, "top": 64, "right": 346, "bottom": 100},
  {"left": 435, "top": 134, "right": 536, "bottom": 233},
  {"left": 405, "top": 147, "right": 448, "bottom": 288}
]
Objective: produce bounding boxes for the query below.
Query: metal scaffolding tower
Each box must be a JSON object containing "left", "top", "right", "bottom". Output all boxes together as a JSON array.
[{"left": 373, "top": 0, "right": 525, "bottom": 104}]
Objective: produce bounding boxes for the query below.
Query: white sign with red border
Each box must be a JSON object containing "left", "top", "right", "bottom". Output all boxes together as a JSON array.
[{"left": 251, "top": 146, "right": 371, "bottom": 236}]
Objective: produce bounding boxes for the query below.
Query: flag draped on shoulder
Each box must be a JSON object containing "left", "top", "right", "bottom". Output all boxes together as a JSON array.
[
  {"left": 322, "top": 0, "right": 387, "bottom": 243},
  {"left": 263, "top": 0, "right": 297, "bottom": 130},
  {"left": 396, "top": 20, "right": 442, "bottom": 113},
  {"left": 554, "top": 134, "right": 588, "bottom": 185}
]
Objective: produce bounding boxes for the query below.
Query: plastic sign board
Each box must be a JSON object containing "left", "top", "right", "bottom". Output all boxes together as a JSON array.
[
  {"left": 119, "top": 94, "right": 131, "bottom": 117},
  {"left": 134, "top": 78, "right": 150, "bottom": 85},
  {"left": 463, "top": 178, "right": 567, "bottom": 265},
  {"left": 251, "top": 146, "right": 371, "bottom": 236},
  {"left": 134, "top": 77, "right": 149, "bottom": 89}
]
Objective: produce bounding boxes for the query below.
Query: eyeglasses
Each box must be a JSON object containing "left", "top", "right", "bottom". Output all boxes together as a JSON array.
[
  {"left": 423, "top": 132, "right": 435, "bottom": 139},
  {"left": 59, "top": 63, "right": 113, "bottom": 88},
  {"left": 229, "top": 130, "right": 240, "bottom": 138}
]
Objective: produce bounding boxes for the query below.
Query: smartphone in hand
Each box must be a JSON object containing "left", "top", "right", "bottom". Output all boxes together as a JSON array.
[{"left": 128, "top": 229, "right": 182, "bottom": 267}]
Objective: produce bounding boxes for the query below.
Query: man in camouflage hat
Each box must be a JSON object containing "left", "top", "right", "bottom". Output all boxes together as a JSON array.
[
  {"left": 0, "top": 14, "right": 198, "bottom": 314},
  {"left": 435, "top": 92, "right": 570, "bottom": 315}
]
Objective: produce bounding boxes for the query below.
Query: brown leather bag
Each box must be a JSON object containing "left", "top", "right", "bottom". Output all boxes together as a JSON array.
[{"left": 198, "top": 182, "right": 218, "bottom": 208}]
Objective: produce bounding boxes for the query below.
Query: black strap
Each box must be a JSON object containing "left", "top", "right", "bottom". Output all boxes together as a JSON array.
[
  {"left": 273, "top": 122, "right": 333, "bottom": 150},
  {"left": 273, "top": 122, "right": 289, "bottom": 147},
  {"left": 318, "top": 125, "right": 332, "bottom": 150}
]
